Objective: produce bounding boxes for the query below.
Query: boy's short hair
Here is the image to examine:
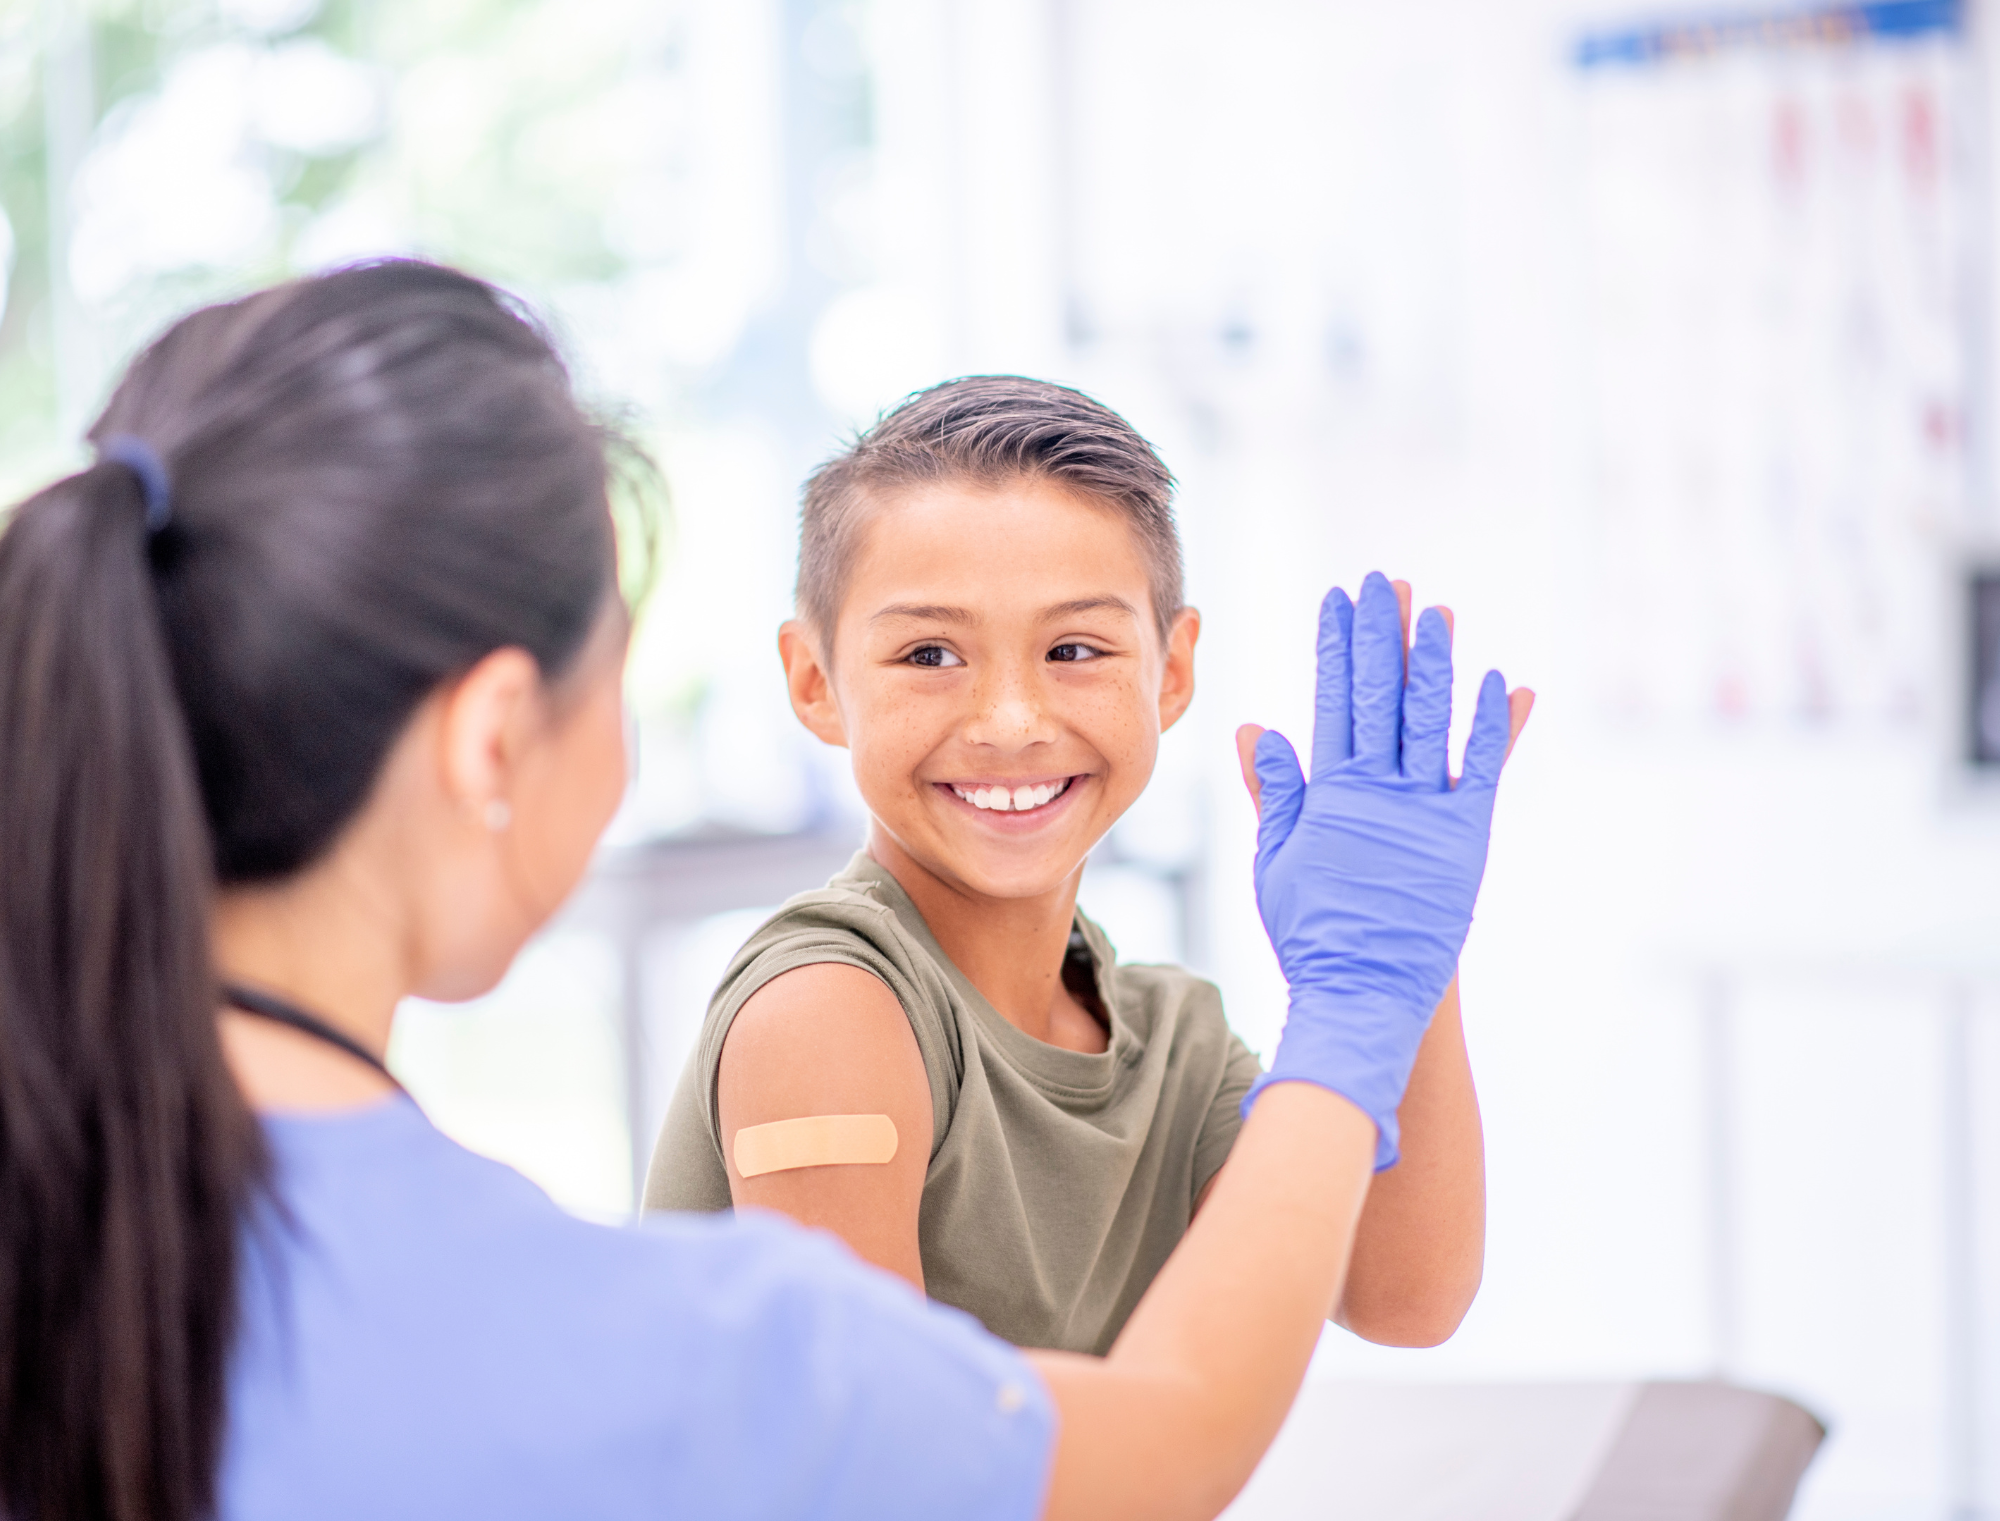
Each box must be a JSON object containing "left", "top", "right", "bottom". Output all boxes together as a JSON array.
[{"left": 798, "top": 375, "right": 1184, "bottom": 641}]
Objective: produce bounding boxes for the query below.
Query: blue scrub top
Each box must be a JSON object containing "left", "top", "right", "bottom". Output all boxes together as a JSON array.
[{"left": 221, "top": 1096, "right": 1055, "bottom": 1520}]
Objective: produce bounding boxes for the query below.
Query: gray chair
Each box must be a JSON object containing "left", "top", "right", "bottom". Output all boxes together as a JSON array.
[{"left": 1223, "top": 1380, "right": 1824, "bottom": 1520}]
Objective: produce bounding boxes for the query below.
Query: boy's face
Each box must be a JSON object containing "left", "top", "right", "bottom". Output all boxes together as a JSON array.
[{"left": 780, "top": 478, "right": 1199, "bottom": 903}]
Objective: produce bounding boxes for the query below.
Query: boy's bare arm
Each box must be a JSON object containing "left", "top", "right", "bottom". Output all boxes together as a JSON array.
[
  {"left": 1333, "top": 976, "right": 1484, "bottom": 1344},
  {"left": 715, "top": 963, "right": 932, "bottom": 1288}
]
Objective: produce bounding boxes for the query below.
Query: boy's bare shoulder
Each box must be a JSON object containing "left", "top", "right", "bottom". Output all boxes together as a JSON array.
[
  {"left": 718, "top": 956, "right": 937, "bottom": 1197},
  {"left": 704, "top": 872, "right": 963, "bottom": 1142},
  {"left": 725, "top": 961, "right": 918, "bottom": 1085}
]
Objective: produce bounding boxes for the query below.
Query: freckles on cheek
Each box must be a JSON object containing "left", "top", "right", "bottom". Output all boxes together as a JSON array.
[
  {"left": 1077, "top": 672, "right": 1152, "bottom": 743},
  {"left": 1107, "top": 673, "right": 1174, "bottom": 783}
]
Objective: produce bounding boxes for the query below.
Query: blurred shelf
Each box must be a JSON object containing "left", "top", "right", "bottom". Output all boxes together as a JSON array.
[{"left": 561, "top": 822, "right": 865, "bottom": 935}]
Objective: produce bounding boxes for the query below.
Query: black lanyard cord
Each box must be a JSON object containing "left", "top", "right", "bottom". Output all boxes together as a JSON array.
[{"left": 222, "top": 982, "right": 403, "bottom": 1091}]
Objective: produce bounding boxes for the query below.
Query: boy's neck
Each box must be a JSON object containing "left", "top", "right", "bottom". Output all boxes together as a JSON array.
[{"left": 865, "top": 824, "right": 1109, "bottom": 1054}]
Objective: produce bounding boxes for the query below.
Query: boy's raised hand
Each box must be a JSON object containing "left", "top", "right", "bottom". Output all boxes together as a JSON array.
[{"left": 1236, "top": 572, "right": 1531, "bottom": 1169}]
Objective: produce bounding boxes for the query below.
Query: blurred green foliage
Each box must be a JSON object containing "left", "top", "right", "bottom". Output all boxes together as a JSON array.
[{"left": 0, "top": 0, "right": 694, "bottom": 500}]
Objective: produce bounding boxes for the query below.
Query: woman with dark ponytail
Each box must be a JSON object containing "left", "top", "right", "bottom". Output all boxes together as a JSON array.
[{"left": 0, "top": 260, "right": 1519, "bottom": 1521}]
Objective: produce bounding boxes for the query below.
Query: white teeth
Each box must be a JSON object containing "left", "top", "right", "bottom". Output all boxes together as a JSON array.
[{"left": 952, "top": 778, "right": 1071, "bottom": 813}]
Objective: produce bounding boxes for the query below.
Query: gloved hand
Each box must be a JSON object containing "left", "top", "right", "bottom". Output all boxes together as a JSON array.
[{"left": 1241, "top": 572, "right": 1516, "bottom": 1169}]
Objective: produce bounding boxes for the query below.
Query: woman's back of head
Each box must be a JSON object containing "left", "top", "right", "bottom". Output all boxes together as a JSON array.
[{"left": 0, "top": 260, "right": 617, "bottom": 1521}]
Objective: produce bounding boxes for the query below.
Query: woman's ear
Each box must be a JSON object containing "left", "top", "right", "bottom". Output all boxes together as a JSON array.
[
  {"left": 438, "top": 646, "right": 542, "bottom": 826},
  {"left": 1157, "top": 607, "right": 1201, "bottom": 732},
  {"left": 778, "top": 620, "right": 849, "bottom": 748}
]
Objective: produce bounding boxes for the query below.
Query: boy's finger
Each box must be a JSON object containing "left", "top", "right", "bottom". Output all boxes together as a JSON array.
[
  {"left": 1253, "top": 729, "right": 1307, "bottom": 873},
  {"left": 1348, "top": 572, "right": 1404, "bottom": 775},
  {"left": 1457, "top": 670, "right": 1512, "bottom": 789},
  {"left": 1236, "top": 724, "right": 1266, "bottom": 815},
  {"left": 1504, "top": 687, "right": 1536, "bottom": 761},
  {"left": 1308, "top": 586, "right": 1355, "bottom": 780},
  {"left": 1400, "top": 607, "right": 1453, "bottom": 787}
]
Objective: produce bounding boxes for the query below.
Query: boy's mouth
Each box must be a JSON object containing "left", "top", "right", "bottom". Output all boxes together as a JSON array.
[{"left": 946, "top": 777, "right": 1073, "bottom": 814}]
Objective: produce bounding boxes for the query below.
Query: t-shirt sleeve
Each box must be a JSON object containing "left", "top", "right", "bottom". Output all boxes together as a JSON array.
[
  {"left": 1191, "top": 1032, "right": 1263, "bottom": 1204},
  {"left": 661, "top": 1214, "right": 1056, "bottom": 1521}
]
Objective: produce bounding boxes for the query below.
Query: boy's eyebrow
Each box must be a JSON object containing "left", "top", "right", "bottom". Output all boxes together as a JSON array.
[
  {"left": 869, "top": 595, "right": 1139, "bottom": 626},
  {"left": 871, "top": 602, "right": 977, "bottom": 626},
  {"left": 1039, "top": 595, "right": 1140, "bottom": 621}
]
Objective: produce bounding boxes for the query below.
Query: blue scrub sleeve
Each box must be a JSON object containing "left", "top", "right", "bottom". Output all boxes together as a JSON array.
[{"left": 678, "top": 1215, "right": 1059, "bottom": 1520}]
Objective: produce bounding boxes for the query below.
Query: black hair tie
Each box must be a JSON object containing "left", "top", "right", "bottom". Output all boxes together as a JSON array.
[{"left": 97, "top": 433, "right": 173, "bottom": 533}]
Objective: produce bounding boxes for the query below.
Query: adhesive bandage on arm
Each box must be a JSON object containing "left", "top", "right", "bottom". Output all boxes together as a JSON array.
[{"left": 732, "top": 1114, "right": 899, "bottom": 1178}]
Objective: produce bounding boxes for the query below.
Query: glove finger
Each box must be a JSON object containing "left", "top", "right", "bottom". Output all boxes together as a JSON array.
[
  {"left": 1458, "top": 669, "right": 1511, "bottom": 789},
  {"left": 1253, "top": 728, "right": 1307, "bottom": 874},
  {"left": 1349, "top": 571, "right": 1404, "bottom": 775},
  {"left": 1308, "top": 585, "right": 1355, "bottom": 780},
  {"left": 1400, "top": 607, "right": 1453, "bottom": 788}
]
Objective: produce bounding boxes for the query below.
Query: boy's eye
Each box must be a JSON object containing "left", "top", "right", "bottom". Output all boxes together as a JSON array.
[
  {"left": 1048, "top": 643, "right": 1104, "bottom": 663},
  {"left": 907, "top": 645, "right": 964, "bottom": 668}
]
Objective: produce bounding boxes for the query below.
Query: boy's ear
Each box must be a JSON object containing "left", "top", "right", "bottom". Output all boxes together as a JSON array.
[
  {"left": 1157, "top": 607, "right": 1200, "bottom": 733},
  {"left": 778, "top": 619, "right": 849, "bottom": 748}
]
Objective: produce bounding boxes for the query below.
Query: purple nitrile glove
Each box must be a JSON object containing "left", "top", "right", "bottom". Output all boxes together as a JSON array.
[{"left": 1242, "top": 572, "right": 1513, "bottom": 1169}]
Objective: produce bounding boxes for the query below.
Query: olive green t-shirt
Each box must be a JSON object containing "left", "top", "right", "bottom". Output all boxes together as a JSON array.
[{"left": 643, "top": 852, "right": 1263, "bottom": 1355}]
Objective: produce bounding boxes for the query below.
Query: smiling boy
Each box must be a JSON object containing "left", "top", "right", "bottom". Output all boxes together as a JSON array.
[{"left": 645, "top": 377, "right": 1499, "bottom": 1354}]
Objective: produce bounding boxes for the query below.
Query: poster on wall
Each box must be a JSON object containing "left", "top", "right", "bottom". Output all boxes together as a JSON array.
[{"left": 1574, "top": 0, "right": 1973, "bottom": 731}]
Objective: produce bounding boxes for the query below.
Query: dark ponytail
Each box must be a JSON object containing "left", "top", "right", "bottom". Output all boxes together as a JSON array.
[
  {"left": 0, "top": 261, "right": 622, "bottom": 1521},
  {"left": 0, "top": 459, "right": 253, "bottom": 1521}
]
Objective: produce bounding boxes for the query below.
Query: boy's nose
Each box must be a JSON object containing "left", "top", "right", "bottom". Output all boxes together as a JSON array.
[{"left": 962, "top": 666, "right": 1059, "bottom": 749}]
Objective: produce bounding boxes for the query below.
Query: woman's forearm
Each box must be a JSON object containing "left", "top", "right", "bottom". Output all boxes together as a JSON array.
[
  {"left": 1335, "top": 976, "right": 1485, "bottom": 1344},
  {"left": 1028, "top": 1084, "right": 1377, "bottom": 1521}
]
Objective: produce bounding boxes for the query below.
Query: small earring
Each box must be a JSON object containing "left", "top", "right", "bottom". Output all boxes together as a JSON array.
[{"left": 483, "top": 798, "right": 512, "bottom": 832}]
